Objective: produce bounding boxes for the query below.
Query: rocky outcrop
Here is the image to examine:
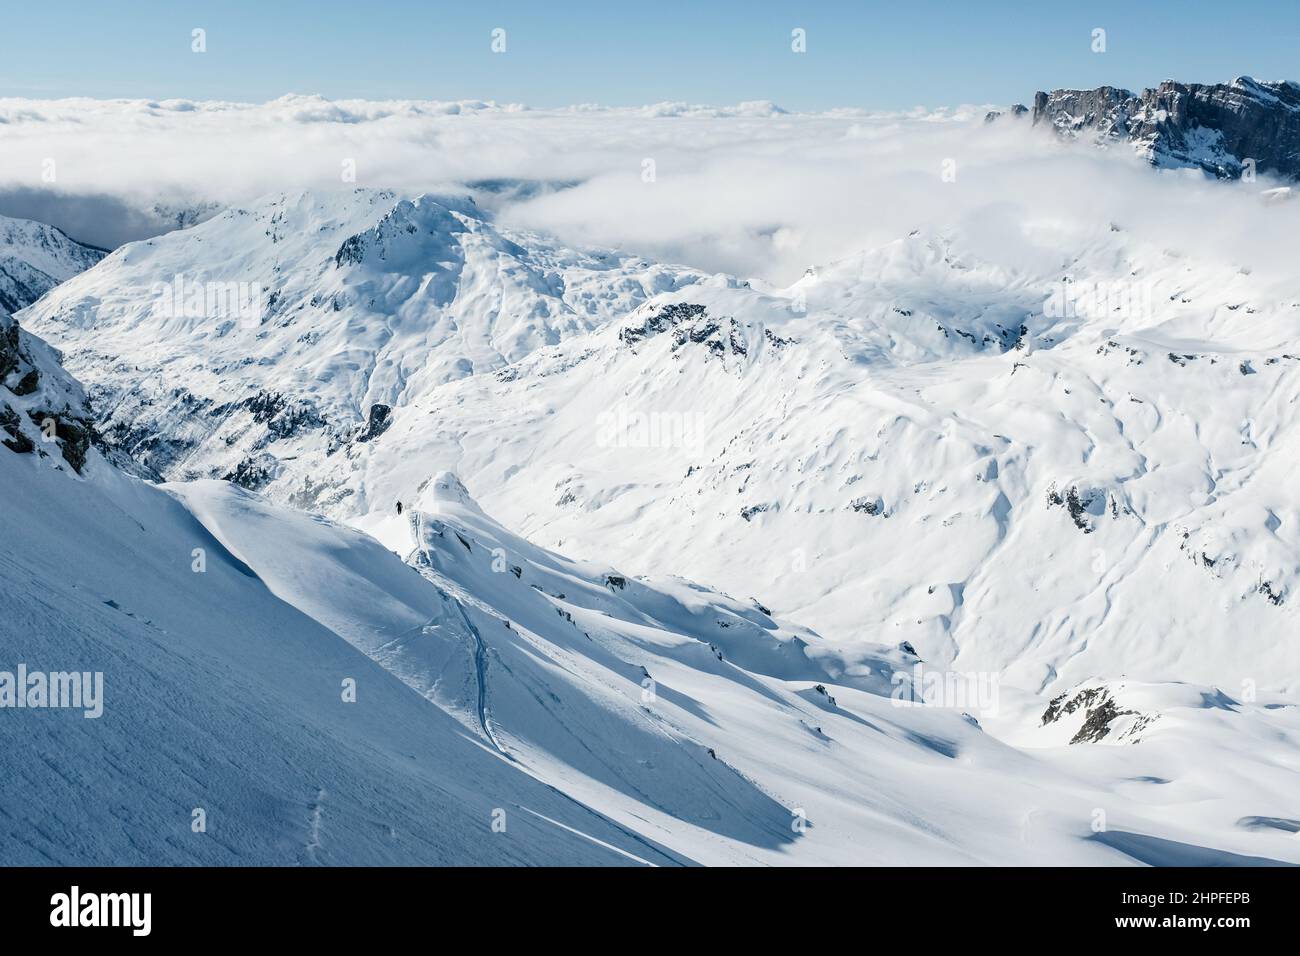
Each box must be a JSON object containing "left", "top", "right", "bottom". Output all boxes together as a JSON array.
[
  {"left": 1042, "top": 685, "right": 1157, "bottom": 744},
  {"left": 0, "top": 401, "right": 33, "bottom": 454},
  {"left": 618, "top": 301, "right": 770, "bottom": 365},
  {"left": 1, "top": 311, "right": 97, "bottom": 473},
  {"left": 26, "top": 409, "right": 91, "bottom": 473},
  {"left": 356, "top": 403, "right": 392, "bottom": 443},
  {"left": 0, "top": 313, "right": 22, "bottom": 383},
  {"left": 223, "top": 454, "right": 278, "bottom": 491},
  {"left": 850, "top": 494, "right": 885, "bottom": 516},
  {"left": 1027, "top": 77, "right": 1300, "bottom": 180},
  {"left": 983, "top": 104, "right": 1027, "bottom": 124},
  {"left": 619, "top": 302, "right": 708, "bottom": 347}
]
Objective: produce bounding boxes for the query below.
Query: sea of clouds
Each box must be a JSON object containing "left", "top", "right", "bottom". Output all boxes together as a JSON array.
[{"left": 0, "top": 94, "right": 1296, "bottom": 285}]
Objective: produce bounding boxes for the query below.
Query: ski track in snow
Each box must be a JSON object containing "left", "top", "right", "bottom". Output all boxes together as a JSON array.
[{"left": 449, "top": 595, "right": 510, "bottom": 760}]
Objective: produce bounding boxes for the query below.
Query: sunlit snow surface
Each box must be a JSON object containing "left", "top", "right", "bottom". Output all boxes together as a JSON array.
[{"left": 5, "top": 104, "right": 1300, "bottom": 865}]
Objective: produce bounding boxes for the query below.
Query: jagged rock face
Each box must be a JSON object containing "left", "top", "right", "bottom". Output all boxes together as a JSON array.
[
  {"left": 1030, "top": 77, "right": 1300, "bottom": 180},
  {"left": 0, "top": 311, "right": 97, "bottom": 473},
  {"left": 1041, "top": 684, "right": 1159, "bottom": 744},
  {"left": 983, "top": 104, "right": 1028, "bottom": 124}
]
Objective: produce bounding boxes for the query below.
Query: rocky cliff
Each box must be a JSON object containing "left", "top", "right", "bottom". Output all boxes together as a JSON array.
[{"left": 1028, "top": 76, "right": 1300, "bottom": 180}]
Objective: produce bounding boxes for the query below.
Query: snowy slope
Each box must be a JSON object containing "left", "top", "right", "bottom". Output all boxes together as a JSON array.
[
  {"left": 369, "top": 228, "right": 1300, "bottom": 698},
  {"left": 3, "top": 309, "right": 1299, "bottom": 865},
  {"left": 0, "top": 315, "right": 683, "bottom": 866},
  {"left": 0, "top": 215, "right": 104, "bottom": 314},
  {"left": 361, "top": 223, "right": 1300, "bottom": 697},
  {"left": 9, "top": 104, "right": 1300, "bottom": 868},
  {"left": 161, "top": 470, "right": 1300, "bottom": 865},
  {"left": 21, "top": 180, "right": 1300, "bottom": 698}
]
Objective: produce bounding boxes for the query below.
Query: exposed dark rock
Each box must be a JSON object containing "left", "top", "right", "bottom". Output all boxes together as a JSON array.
[
  {"left": 1042, "top": 685, "right": 1156, "bottom": 744},
  {"left": 850, "top": 495, "right": 884, "bottom": 516},
  {"left": 1030, "top": 77, "right": 1300, "bottom": 180},
  {"left": 222, "top": 455, "right": 277, "bottom": 491},
  {"left": 619, "top": 302, "right": 707, "bottom": 346},
  {"left": 0, "top": 316, "right": 22, "bottom": 382},
  {"left": 1046, "top": 482, "right": 1105, "bottom": 533},
  {"left": 245, "top": 390, "right": 289, "bottom": 423},
  {"left": 27, "top": 410, "right": 91, "bottom": 473},
  {"left": 356, "top": 403, "right": 392, "bottom": 443},
  {"left": 333, "top": 234, "right": 367, "bottom": 267},
  {"left": 984, "top": 104, "right": 1028, "bottom": 124},
  {"left": 0, "top": 402, "right": 33, "bottom": 454},
  {"left": 237, "top": 390, "right": 326, "bottom": 441},
  {"left": 1258, "top": 580, "right": 1284, "bottom": 605},
  {"left": 10, "top": 369, "right": 39, "bottom": 396},
  {"left": 1071, "top": 695, "right": 1127, "bottom": 743}
]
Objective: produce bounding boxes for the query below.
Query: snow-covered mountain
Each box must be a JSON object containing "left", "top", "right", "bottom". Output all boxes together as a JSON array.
[
  {"left": 8, "top": 87, "right": 1300, "bottom": 865},
  {"left": 0, "top": 331, "right": 685, "bottom": 864},
  {"left": 0, "top": 214, "right": 104, "bottom": 315},
  {"left": 21, "top": 189, "right": 702, "bottom": 484},
  {"left": 1025, "top": 76, "right": 1300, "bottom": 180},
  {"left": 24, "top": 185, "right": 1300, "bottom": 699},
  {"left": 5, "top": 309, "right": 1299, "bottom": 865}
]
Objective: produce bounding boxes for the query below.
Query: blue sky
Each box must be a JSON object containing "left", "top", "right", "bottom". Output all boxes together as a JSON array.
[{"left": 2, "top": 0, "right": 1297, "bottom": 109}]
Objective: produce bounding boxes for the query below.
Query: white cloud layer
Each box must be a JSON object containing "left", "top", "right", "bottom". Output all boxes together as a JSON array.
[{"left": 1, "top": 95, "right": 1296, "bottom": 283}]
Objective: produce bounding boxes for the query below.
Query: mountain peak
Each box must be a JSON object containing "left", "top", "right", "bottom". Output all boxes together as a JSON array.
[
  {"left": 1027, "top": 77, "right": 1300, "bottom": 180},
  {"left": 0, "top": 214, "right": 105, "bottom": 314},
  {"left": 425, "top": 470, "right": 474, "bottom": 506}
]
